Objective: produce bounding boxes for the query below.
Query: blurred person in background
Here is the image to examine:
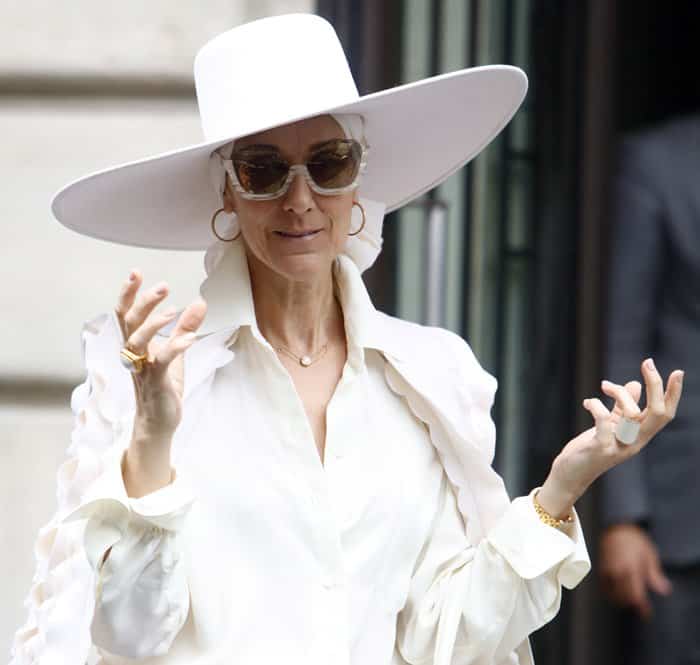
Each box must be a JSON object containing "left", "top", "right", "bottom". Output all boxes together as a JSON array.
[{"left": 600, "top": 113, "right": 700, "bottom": 665}]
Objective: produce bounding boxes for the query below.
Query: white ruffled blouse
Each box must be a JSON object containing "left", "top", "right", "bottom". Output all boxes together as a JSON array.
[{"left": 10, "top": 239, "right": 590, "bottom": 665}]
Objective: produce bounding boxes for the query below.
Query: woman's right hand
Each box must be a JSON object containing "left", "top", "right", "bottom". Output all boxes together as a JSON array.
[{"left": 115, "top": 269, "right": 207, "bottom": 495}]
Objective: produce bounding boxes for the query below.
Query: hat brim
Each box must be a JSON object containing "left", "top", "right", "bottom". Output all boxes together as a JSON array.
[{"left": 51, "top": 65, "right": 527, "bottom": 250}]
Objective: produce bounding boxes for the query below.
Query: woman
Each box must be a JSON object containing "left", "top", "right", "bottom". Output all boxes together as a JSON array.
[{"left": 11, "top": 14, "right": 683, "bottom": 665}]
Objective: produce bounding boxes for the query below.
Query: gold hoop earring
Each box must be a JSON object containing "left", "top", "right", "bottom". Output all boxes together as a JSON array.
[
  {"left": 211, "top": 207, "right": 241, "bottom": 242},
  {"left": 348, "top": 201, "right": 366, "bottom": 236}
]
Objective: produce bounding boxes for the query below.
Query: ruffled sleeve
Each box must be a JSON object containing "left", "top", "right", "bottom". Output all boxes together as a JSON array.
[
  {"left": 65, "top": 445, "right": 194, "bottom": 658},
  {"left": 395, "top": 476, "right": 591, "bottom": 665},
  {"left": 9, "top": 312, "right": 195, "bottom": 665}
]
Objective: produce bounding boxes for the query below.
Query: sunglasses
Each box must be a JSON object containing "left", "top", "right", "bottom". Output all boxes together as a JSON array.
[{"left": 221, "top": 138, "right": 368, "bottom": 200}]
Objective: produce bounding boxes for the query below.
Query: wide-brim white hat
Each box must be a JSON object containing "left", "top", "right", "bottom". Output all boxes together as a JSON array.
[{"left": 51, "top": 13, "right": 527, "bottom": 251}]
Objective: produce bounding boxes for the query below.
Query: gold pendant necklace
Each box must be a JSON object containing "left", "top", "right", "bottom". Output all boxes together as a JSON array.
[{"left": 275, "top": 342, "right": 328, "bottom": 367}]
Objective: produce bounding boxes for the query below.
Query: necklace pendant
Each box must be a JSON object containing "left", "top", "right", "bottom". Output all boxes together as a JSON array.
[{"left": 300, "top": 355, "right": 312, "bottom": 367}]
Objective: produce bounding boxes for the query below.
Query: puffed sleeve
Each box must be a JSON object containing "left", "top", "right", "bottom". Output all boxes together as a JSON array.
[
  {"left": 62, "top": 440, "right": 196, "bottom": 659},
  {"left": 395, "top": 475, "right": 590, "bottom": 665}
]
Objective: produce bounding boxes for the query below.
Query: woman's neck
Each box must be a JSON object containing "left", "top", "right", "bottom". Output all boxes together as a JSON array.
[{"left": 247, "top": 254, "right": 344, "bottom": 355}]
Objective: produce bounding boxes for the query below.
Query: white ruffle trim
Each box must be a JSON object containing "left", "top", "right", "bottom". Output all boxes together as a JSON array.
[
  {"left": 381, "top": 328, "right": 510, "bottom": 545},
  {"left": 10, "top": 311, "right": 134, "bottom": 665}
]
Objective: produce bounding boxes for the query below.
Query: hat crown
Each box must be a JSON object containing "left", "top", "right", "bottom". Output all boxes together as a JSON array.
[{"left": 194, "top": 14, "right": 360, "bottom": 142}]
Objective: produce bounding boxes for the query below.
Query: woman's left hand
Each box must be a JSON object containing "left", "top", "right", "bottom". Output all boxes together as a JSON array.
[{"left": 537, "top": 358, "right": 684, "bottom": 518}]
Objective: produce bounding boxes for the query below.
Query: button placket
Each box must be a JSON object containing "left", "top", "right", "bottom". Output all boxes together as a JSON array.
[
  {"left": 324, "top": 375, "right": 353, "bottom": 464},
  {"left": 320, "top": 568, "right": 348, "bottom": 593}
]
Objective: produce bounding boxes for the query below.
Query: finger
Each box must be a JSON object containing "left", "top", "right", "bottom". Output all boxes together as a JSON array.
[
  {"left": 639, "top": 367, "right": 684, "bottom": 441},
  {"left": 123, "top": 281, "right": 170, "bottom": 337},
  {"left": 624, "top": 380, "right": 642, "bottom": 405},
  {"left": 156, "top": 331, "right": 198, "bottom": 368},
  {"left": 611, "top": 577, "right": 639, "bottom": 611},
  {"left": 626, "top": 573, "right": 652, "bottom": 620},
  {"left": 664, "top": 370, "right": 684, "bottom": 420},
  {"left": 583, "top": 398, "right": 612, "bottom": 420},
  {"left": 114, "top": 269, "right": 142, "bottom": 339},
  {"left": 169, "top": 298, "right": 208, "bottom": 338},
  {"left": 155, "top": 299, "right": 208, "bottom": 367},
  {"left": 582, "top": 398, "right": 615, "bottom": 440},
  {"left": 612, "top": 381, "right": 647, "bottom": 422},
  {"left": 126, "top": 306, "right": 179, "bottom": 355},
  {"left": 601, "top": 571, "right": 628, "bottom": 607},
  {"left": 601, "top": 380, "right": 642, "bottom": 419},
  {"left": 647, "top": 557, "right": 673, "bottom": 596},
  {"left": 635, "top": 595, "right": 653, "bottom": 622},
  {"left": 641, "top": 358, "right": 666, "bottom": 420},
  {"left": 607, "top": 380, "right": 642, "bottom": 420}
]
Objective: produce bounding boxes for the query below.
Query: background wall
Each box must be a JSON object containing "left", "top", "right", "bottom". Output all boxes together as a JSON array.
[{"left": 0, "top": 1, "right": 312, "bottom": 657}]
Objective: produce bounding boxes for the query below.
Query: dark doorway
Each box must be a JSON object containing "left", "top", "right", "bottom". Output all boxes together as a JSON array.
[
  {"left": 594, "top": 3, "right": 700, "bottom": 665},
  {"left": 616, "top": 0, "right": 700, "bottom": 132}
]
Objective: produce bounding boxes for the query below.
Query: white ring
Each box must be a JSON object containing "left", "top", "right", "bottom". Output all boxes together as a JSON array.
[
  {"left": 615, "top": 417, "right": 641, "bottom": 445},
  {"left": 119, "top": 347, "right": 148, "bottom": 374},
  {"left": 119, "top": 353, "right": 136, "bottom": 372}
]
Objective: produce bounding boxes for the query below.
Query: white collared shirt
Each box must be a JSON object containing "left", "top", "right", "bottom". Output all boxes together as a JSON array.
[{"left": 12, "top": 244, "right": 590, "bottom": 665}]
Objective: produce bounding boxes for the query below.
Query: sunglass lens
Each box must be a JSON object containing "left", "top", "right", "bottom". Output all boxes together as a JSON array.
[
  {"left": 307, "top": 139, "right": 361, "bottom": 190},
  {"left": 233, "top": 153, "right": 289, "bottom": 195}
]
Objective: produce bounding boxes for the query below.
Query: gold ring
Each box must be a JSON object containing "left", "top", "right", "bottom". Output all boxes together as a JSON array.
[{"left": 120, "top": 346, "right": 149, "bottom": 374}]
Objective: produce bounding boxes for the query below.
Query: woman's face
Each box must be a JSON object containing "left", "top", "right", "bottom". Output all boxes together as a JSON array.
[{"left": 223, "top": 114, "right": 357, "bottom": 284}]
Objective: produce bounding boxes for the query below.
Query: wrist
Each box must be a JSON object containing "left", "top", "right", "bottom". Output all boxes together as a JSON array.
[
  {"left": 132, "top": 415, "right": 176, "bottom": 447},
  {"left": 537, "top": 477, "right": 577, "bottom": 520},
  {"left": 124, "top": 438, "right": 174, "bottom": 498}
]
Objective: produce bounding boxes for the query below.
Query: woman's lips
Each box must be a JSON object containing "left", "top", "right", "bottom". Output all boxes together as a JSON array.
[{"left": 274, "top": 229, "right": 323, "bottom": 239}]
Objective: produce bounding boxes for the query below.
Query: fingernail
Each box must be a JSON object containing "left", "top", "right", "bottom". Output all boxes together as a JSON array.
[
  {"left": 601, "top": 380, "right": 612, "bottom": 388},
  {"left": 156, "top": 284, "right": 168, "bottom": 295},
  {"left": 128, "top": 270, "right": 137, "bottom": 282},
  {"left": 679, "top": 371, "right": 685, "bottom": 383},
  {"left": 183, "top": 332, "right": 197, "bottom": 342},
  {"left": 646, "top": 358, "right": 656, "bottom": 371}
]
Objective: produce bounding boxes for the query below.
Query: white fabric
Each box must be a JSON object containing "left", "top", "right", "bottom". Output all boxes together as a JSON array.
[
  {"left": 49, "top": 14, "right": 528, "bottom": 250},
  {"left": 9, "top": 240, "right": 590, "bottom": 665},
  {"left": 330, "top": 112, "right": 365, "bottom": 145},
  {"left": 193, "top": 15, "right": 360, "bottom": 143}
]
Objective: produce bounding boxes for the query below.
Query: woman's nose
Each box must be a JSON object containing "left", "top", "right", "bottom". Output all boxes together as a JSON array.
[{"left": 283, "top": 171, "right": 314, "bottom": 214}]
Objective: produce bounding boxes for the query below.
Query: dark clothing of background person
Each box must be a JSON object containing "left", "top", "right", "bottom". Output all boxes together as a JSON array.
[{"left": 601, "top": 114, "right": 700, "bottom": 665}]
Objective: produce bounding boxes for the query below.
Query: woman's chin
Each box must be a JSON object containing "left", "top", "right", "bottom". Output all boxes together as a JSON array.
[{"left": 272, "top": 250, "right": 337, "bottom": 282}]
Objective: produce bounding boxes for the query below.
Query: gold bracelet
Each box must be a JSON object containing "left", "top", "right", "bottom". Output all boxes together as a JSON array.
[{"left": 533, "top": 490, "right": 574, "bottom": 530}]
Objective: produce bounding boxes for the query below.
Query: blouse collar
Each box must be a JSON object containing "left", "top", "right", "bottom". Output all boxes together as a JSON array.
[{"left": 196, "top": 240, "right": 396, "bottom": 360}]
